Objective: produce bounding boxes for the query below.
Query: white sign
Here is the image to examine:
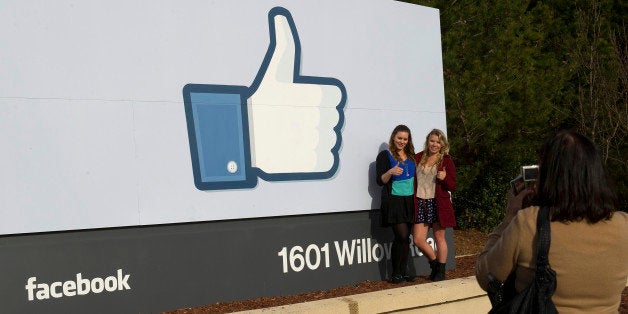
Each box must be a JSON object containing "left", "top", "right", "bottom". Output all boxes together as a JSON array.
[{"left": 0, "top": 0, "right": 446, "bottom": 234}]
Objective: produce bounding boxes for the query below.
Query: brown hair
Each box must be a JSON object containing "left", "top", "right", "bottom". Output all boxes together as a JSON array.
[
  {"left": 536, "top": 130, "right": 617, "bottom": 223},
  {"left": 388, "top": 125, "right": 416, "bottom": 163}
]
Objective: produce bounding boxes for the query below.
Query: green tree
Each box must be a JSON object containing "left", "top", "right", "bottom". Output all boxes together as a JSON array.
[{"left": 404, "top": 0, "right": 626, "bottom": 230}]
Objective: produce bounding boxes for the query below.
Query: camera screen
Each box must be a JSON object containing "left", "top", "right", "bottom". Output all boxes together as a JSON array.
[{"left": 522, "top": 166, "right": 538, "bottom": 181}]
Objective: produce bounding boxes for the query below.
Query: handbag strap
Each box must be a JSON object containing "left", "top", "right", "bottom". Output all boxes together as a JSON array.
[{"left": 535, "top": 206, "right": 551, "bottom": 268}]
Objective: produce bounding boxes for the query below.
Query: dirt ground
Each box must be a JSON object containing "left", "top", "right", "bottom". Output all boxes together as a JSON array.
[{"left": 165, "top": 229, "right": 628, "bottom": 314}]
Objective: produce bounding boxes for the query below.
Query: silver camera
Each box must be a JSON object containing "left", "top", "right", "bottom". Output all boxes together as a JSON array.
[{"left": 510, "top": 165, "right": 538, "bottom": 195}]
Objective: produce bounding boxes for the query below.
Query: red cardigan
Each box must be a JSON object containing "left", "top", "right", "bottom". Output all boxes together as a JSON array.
[{"left": 414, "top": 152, "right": 457, "bottom": 227}]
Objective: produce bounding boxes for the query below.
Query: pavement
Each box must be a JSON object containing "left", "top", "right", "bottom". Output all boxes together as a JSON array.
[
  {"left": 235, "top": 275, "right": 628, "bottom": 314},
  {"left": 234, "top": 275, "right": 492, "bottom": 314}
]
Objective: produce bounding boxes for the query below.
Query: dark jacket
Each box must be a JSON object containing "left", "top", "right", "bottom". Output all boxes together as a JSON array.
[{"left": 376, "top": 150, "right": 394, "bottom": 217}]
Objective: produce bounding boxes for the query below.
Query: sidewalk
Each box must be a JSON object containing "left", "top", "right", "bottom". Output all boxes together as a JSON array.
[
  {"left": 234, "top": 276, "right": 492, "bottom": 314},
  {"left": 235, "top": 276, "right": 628, "bottom": 314}
]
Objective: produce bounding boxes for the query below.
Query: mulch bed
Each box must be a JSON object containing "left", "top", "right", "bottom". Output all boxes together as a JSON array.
[{"left": 164, "top": 254, "right": 475, "bottom": 313}]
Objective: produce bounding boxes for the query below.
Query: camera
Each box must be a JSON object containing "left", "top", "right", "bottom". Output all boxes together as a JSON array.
[{"left": 510, "top": 165, "right": 538, "bottom": 195}]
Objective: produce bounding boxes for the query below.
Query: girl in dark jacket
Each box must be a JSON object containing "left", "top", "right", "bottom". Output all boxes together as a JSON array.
[{"left": 376, "top": 125, "right": 418, "bottom": 283}]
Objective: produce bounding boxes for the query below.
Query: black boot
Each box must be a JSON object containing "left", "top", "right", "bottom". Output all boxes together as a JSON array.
[
  {"left": 428, "top": 259, "right": 438, "bottom": 280},
  {"left": 432, "top": 262, "right": 446, "bottom": 281},
  {"left": 403, "top": 274, "right": 418, "bottom": 282},
  {"left": 391, "top": 274, "right": 405, "bottom": 284},
  {"left": 399, "top": 247, "right": 417, "bottom": 282},
  {"left": 390, "top": 242, "right": 403, "bottom": 283}
]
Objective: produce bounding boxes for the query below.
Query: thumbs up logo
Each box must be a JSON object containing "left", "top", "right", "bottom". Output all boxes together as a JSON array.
[{"left": 183, "top": 7, "right": 346, "bottom": 190}]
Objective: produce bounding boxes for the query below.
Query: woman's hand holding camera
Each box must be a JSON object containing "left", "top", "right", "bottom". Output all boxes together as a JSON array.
[{"left": 505, "top": 186, "right": 534, "bottom": 221}]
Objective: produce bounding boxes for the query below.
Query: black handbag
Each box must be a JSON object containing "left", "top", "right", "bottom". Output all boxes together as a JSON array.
[{"left": 486, "top": 206, "right": 558, "bottom": 314}]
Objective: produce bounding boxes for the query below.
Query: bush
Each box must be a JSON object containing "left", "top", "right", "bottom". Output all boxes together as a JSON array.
[{"left": 454, "top": 165, "right": 508, "bottom": 232}]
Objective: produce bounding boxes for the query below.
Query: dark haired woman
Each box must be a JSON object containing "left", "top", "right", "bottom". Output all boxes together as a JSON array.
[
  {"left": 376, "top": 125, "right": 418, "bottom": 283},
  {"left": 412, "top": 129, "right": 456, "bottom": 281},
  {"left": 476, "top": 130, "right": 628, "bottom": 312}
]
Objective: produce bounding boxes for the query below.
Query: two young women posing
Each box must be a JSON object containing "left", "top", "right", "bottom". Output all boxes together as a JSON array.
[{"left": 376, "top": 125, "right": 456, "bottom": 283}]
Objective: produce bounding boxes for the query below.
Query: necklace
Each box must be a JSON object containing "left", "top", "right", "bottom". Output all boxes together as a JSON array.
[{"left": 401, "top": 160, "right": 410, "bottom": 176}]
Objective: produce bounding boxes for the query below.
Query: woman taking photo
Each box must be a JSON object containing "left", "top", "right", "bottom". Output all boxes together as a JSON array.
[
  {"left": 376, "top": 125, "right": 418, "bottom": 283},
  {"left": 476, "top": 130, "right": 628, "bottom": 312},
  {"left": 412, "top": 129, "right": 456, "bottom": 281}
]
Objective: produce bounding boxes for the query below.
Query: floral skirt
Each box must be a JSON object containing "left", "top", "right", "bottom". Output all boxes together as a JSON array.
[{"left": 415, "top": 198, "right": 438, "bottom": 224}]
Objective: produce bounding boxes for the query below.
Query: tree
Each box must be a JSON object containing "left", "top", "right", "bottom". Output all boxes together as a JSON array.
[
  {"left": 404, "top": 0, "right": 626, "bottom": 229},
  {"left": 568, "top": 0, "right": 627, "bottom": 209}
]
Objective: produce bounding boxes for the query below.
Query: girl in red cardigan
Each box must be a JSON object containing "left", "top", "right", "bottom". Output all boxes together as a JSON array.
[{"left": 412, "top": 129, "right": 456, "bottom": 281}]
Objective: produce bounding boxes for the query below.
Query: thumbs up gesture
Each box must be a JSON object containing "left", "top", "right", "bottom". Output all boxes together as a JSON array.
[
  {"left": 437, "top": 167, "right": 447, "bottom": 180},
  {"left": 389, "top": 162, "right": 403, "bottom": 176},
  {"left": 247, "top": 8, "right": 345, "bottom": 174},
  {"left": 183, "top": 7, "right": 346, "bottom": 190}
]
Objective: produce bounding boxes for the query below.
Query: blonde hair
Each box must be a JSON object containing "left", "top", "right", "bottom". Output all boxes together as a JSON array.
[{"left": 419, "top": 129, "right": 449, "bottom": 167}]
